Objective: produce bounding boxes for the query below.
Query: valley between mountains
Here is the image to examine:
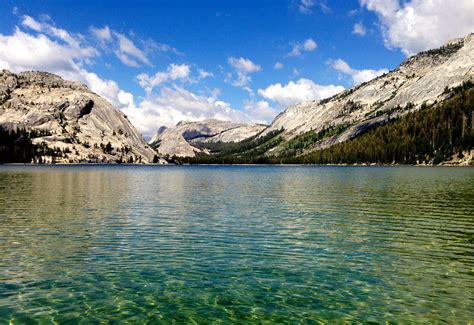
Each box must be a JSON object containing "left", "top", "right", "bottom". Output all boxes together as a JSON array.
[{"left": 1, "top": 33, "right": 473, "bottom": 165}]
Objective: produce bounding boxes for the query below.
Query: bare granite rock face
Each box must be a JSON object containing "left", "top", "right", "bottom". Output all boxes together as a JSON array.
[
  {"left": 0, "top": 70, "right": 163, "bottom": 163},
  {"left": 149, "top": 119, "right": 266, "bottom": 157},
  {"left": 263, "top": 33, "right": 474, "bottom": 153}
]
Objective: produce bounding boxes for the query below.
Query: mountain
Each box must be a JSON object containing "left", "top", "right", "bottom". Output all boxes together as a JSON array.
[
  {"left": 0, "top": 70, "right": 163, "bottom": 163},
  {"left": 263, "top": 34, "right": 473, "bottom": 147},
  {"left": 1, "top": 33, "right": 472, "bottom": 165},
  {"left": 177, "top": 33, "right": 474, "bottom": 165},
  {"left": 149, "top": 119, "right": 266, "bottom": 157}
]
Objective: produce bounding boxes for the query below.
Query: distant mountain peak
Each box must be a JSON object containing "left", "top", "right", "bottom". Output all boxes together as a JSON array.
[{"left": 149, "top": 119, "right": 266, "bottom": 157}]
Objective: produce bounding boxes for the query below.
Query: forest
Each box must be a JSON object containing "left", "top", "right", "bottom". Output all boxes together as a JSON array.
[
  {"left": 0, "top": 128, "right": 64, "bottom": 163},
  {"left": 1, "top": 83, "right": 472, "bottom": 165},
  {"left": 178, "top": 83, "right": 473, "bottom": 165}
]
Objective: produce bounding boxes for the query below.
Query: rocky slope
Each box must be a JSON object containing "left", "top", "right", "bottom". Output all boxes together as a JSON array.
[
  {"left": 263, "top": 33, "right": 474, "bottom": 154},
  {"left": 0, "top": 70, "right": 162, "bottom": 163},
  {"left": 149, "top": 119, "right": 266, "bottom": 157}
]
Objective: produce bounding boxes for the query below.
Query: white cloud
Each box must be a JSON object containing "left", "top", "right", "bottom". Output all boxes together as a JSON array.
[
  {"left": 360, "top": 0, "right": 474, "bottom": 56},
  {"left": 21, "top": 15, "right": 43, "bottom": 32},
  {"left": 20, "top": 15, "right": 98, "bottom": 62},
  {"left": 228, "top": 56, "right": 261, "bottom": 73},
  {"left": 298, "top": 0, "right": 331, "bottom": 15},
  {"left": 113, "top": 50, "right": 139, "bottom": 67},
  {"left": 136, "top": 63, "right": 191, "bottom": 93},
  {"left": 90, "top": 26, "right": 180, "bottom": 66},
  {"left": 122, "top": 86, "right": 252, "bottom": 136},
  {"left": 331, "top": 59, "right": 388, "bottom": 84},
  {"left": 352, "top": 22, "right": 367, "bottom": 36},
  {"left": 75, "top": 70, "right": 136, "bottom": 110},
  {"left": 274, "top": 62, "right": 284, "bottom": 70},
  {"left": 361, "top": 0, "right": 399, "bottom": 18},
  {"left": 150, "top": 42, "right": 181, "bottom": 55},
  {"left": 0, "top": 27, "right": 98, "bottom": 72},
  {"left": 288, "top": 38, "right": 317, "bottom": 57},
  {"left": 303, "top": 38, "right": 317, "bottom": 51},
  {"left": 198, "top": 68, "right": 213, "bottom": 79},
  {"left": 242, "top": 86, "right": 254, "bottom": 96},
  {"left": 1, "top": 16, "right": 255, "bottom": 138},
  {"left": 227, "top": 56, "right": 262, "bottom": 87},
  {"left": 0, "top": 27, "right": 135, "bottom": 112},
  {"left": 347, "top": 9, "right": 359, "bottom": 17},
  {"left": 258, "top": 78, "right": 344, "bottom": 107},
  {"left": 90, "top": 25, "right": 112, "bottom": 43},
  {"left": 299, "top": 0, "right": 315, "bottom": 14},
  {"left": 114, "top": 32, "right": 150, "bottom": 67},
  {"left": 243, "top": 100, "right": 277, "bottom": 124}
]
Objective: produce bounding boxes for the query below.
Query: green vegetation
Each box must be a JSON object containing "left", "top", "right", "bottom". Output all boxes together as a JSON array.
[
  {"left": 175, "top": 129, "right": 284, "bottom": 164},
  {"left": 0, "top": 127, "right": 64, "bottom": 163},
  {"left": 282, "top": 86, "right": 473, "bottom": 165},
  {"left": 1, "top": 82, "right": 472, "bottom": 165},
  {"left": 179, "top": 84, "right": 473, "bottom": 165},
  {"left": 417, "top": 41, "right": 464, "bottom": 58},
  {"left": 277, "top": 123, "right": 351, "bottom": 157}
]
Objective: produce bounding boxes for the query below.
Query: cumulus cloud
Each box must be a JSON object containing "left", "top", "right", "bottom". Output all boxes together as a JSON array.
[
  {"left": 1, "top": 15, "right": 254, "bottom": 138},
  {"left": 331, "top": 58, "right": 388, "bottom": 84},
  {"left": 20, "top": 15, "right": 99, "bottom": 63},
  {"left": 243, "top": 100, "right": 277, "bottom": 124},
  {"left": 288, "top": 38, "right": 317, "bottom": 57},
  {"left": 0, "top": 27, "right": 135, "bottom": 111},
  {"left": 258, "top": 78, "right": 344, "bottom": 107},
  {"left": 360, "top": 0, "right": 474, "bottom": 56},
  {"left": 227, "top": 56, "right": 262, "bottom": 87},
  {"left": 0, "top": 26, "right": 248, "bottom": 136},
  {"left": 136, "top": 63, "right": 191, "bottom": 93},
  {"left": 352, "top": 22, "right": 367, "bottom": 36},
  {"left": 274, "top": 62, "right": 284, "bottom": 70},
  {"left": 122, "top": 86, "right": 252, "bottom": 136}
]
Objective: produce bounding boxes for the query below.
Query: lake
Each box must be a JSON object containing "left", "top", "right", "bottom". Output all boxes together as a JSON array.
[{"left": 0, "top": 165, "right": 473, "bottom": 323}]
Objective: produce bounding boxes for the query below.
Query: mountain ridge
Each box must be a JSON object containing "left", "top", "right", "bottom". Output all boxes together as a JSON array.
[
  {"left": 262, "top": 33, "right": 473, "bottom": 145},
  {"left": 0, "top": 70, "right": 163, "bottom": 163},
  {"left": 1, "top": 33, "right": 473, "bottom": 164},
  {"left": 174, "top": 33, "right": 473, "bottom": 165},
  {"left": 149, "top": 119, "right": 266, "bottom": 157}
]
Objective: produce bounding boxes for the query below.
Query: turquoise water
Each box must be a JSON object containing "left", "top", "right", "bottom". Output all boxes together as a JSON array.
[{"left": 0, "top": 165, "right": 473, "bottom": 323}]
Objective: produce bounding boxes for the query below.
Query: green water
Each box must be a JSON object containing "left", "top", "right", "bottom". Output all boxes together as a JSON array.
[{"left": 0, "top": 165, "right": 473, "bottom": 323}]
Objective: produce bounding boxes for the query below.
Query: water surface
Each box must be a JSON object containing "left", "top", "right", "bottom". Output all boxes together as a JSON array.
[{"left": 0, "top": 165, "right": 473, "bottom": 323}]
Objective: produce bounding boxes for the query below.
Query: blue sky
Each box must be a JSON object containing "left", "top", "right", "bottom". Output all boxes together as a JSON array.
[{"left": 0, "top": 0, "right": 473, "bottom": 137}]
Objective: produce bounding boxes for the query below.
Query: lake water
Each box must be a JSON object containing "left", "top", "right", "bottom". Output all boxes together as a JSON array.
[{"left": 0, "top": 165, "right": 473, "bottom": 323}]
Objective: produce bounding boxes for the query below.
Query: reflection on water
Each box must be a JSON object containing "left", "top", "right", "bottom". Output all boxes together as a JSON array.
[{"left": 0, "top": 165, "right": 473, "bottom": 323}]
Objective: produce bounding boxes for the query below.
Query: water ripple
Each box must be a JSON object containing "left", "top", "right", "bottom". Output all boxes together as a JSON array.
[{"left": 0, "top": 165, "right": 473, "bottom": 323}]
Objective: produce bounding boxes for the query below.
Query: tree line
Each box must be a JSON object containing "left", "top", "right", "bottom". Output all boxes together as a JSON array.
[
  {"left": 0, "top": 127, "right": 64, "bottom": 163},
  {"left": 284, "top": 84, "right": 473, "bottom": 165},
  {"left": 179, "top": 83, "right": 473, "bottom": 165}
]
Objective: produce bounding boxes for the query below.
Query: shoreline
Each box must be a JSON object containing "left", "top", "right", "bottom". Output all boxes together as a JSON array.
[{"left": 0, "top": 163, "right": 472, "bottom": 167}]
